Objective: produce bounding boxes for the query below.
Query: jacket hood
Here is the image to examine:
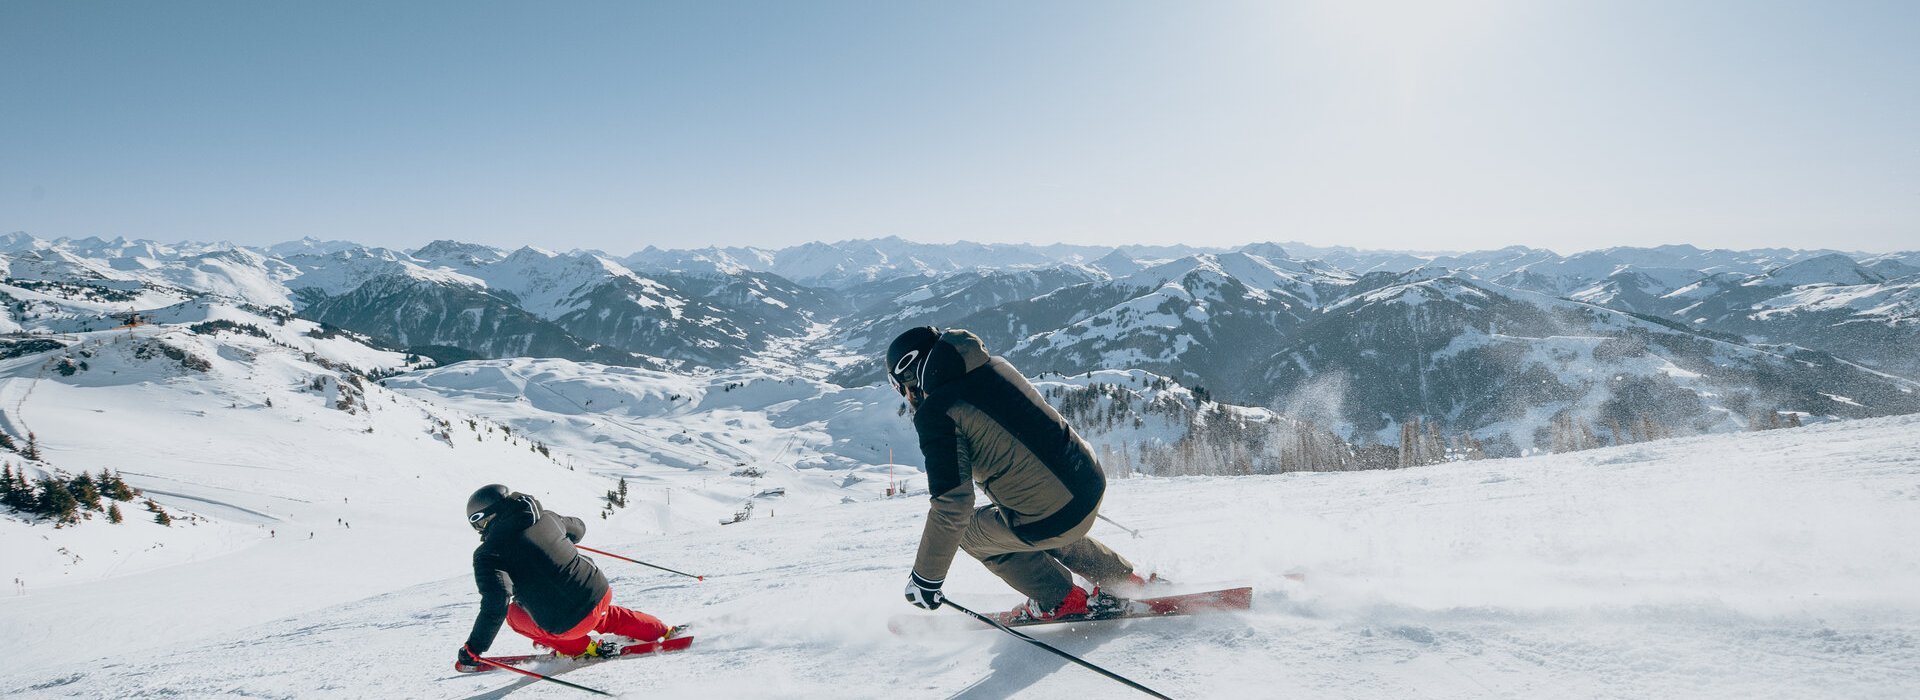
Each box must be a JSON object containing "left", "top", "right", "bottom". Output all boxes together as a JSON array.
[
  {"left": 481, "top": 493, "right": 543, "bottom": 538},
  {"left": 921, "top": 329, "right": 991, "bottom": 393}
]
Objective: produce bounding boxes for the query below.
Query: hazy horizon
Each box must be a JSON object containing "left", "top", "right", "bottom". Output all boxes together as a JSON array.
[{"left": 6, "top": 228, "right": 1911, "bottom": 260}]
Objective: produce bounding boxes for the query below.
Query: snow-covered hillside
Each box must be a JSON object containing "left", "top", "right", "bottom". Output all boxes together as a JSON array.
[
  {"left": 5, "top": 412, "right": 1918, "bottom": 698},
  {"left": 0, "top": 318, "right": 633, "bottom": 667}
]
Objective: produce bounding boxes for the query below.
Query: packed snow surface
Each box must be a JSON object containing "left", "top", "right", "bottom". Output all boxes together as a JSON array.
[{"left": 5, "top": 411, "right": 1919, "bottom": 698}]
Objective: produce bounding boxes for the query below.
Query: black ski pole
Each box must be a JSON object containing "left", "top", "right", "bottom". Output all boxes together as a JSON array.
[
  {"left": 470, "top": 649, "right": 613, "bottom": 696},
  {"left": 578, "top": 544, "right": 707, "bottom": 581},
  {"left": 944, "top": 599, "right": 1172, "bottom": 700},
  {"left": 1098, "top": 513, "right": 1142, "bottom": 539}
]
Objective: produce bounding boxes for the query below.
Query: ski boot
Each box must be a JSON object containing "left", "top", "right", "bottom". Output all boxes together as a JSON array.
[
  {"left": 1006, "top": 585, "right": 1090, "bottom": 623},
  {"left": 1086, "top": 585, "right": 1131, "bottom": 618},
  {"left": 567, "top": 637, "right": 621, "bottom": 660}
]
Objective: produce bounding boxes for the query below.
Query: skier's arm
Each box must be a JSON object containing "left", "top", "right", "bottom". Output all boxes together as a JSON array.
[
  {"left": 463, "top": 550, "right": 514, "bottom": 654},
  {"left": 912, "top": 406, "right": 973, "bottom": 583},
  {"left": 561, "top": 515, "right": 586, "bottom": 543}
]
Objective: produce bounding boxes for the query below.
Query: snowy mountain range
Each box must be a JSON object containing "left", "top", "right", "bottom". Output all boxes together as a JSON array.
[{"left": 4, "top": 232, "right": 1917, "bottom": 456}]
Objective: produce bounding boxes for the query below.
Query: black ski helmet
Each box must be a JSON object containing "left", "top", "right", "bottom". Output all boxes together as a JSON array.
[
  {"left": 466, "top": 484, "right": 510, "bottom": 531},
  {"left": 885, "top": 326, "right": 940, "bottom": 397}
]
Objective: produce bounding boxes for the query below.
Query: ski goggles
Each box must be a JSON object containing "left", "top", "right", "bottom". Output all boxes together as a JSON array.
[
  {"left": 468, "top": 511, "right": 491, "bottom": 531},
  {"left": 888, "top": 348, "right": 926, "bottom": 397}
]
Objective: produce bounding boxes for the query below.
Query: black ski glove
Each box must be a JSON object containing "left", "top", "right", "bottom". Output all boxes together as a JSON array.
[
  {"left": 454, "top": 645, "right": 484, "bottom": 673},
  {"left": 905, "top": 572, "right": 945, "bottom": 610}
]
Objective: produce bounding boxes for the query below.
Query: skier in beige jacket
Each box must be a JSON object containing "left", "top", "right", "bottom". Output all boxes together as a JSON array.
[{"left": 888, "top": 326, "right": 1146, "bottom": 622}]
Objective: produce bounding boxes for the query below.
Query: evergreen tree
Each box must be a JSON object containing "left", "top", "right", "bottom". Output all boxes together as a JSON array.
[
  {"left": 1458, "top": 432, "right": 1486, "bottom": 460},
  {"left": 36, "top": 477, "right": 79, "bottom": 524},
  {"left": 1426, "top": 420, "right": 1447, "bottom": 463},
  {"left": 617, "top": 477, "right": 629, "bottom": 507},
  {"left": 69, "top": 472, "right": 103, "bottom": 511},
  {"left": 1398, "top": 420, "right": 1417, "bottom": 467},
  {"left": 154, "top": 508, "right": 172, "bottom": 526},
  {"left": 107, "top": 502, "right": 123, "bottom": 523},
  {"left": 0, "top": 429, "right": 15, "bottom": 452},
  {"left": 103, "top": 470, "right": 136, "bottom": 501},
  {"left": 23, "top": 432, "right": 41, "bottom": 461},
  {"left": 0, "top": 463, "right": 12, "bottom": 507},
  {"left": 6, "top": 469, "right": 28, "bottom": 510}
]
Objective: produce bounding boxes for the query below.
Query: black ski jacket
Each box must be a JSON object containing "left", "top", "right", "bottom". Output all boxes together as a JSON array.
[{"left": 463, "top": 494, "right": 607, "bottom": 654}]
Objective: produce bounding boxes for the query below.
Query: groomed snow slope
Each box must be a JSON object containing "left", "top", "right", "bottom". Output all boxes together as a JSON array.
[{"left": 6, "top": 414, "right": 1919, "bottom": 698}]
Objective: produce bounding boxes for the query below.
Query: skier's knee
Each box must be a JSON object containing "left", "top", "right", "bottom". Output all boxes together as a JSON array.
[{"left": 959, "top": 530, "right": 982, "bottom": 555}]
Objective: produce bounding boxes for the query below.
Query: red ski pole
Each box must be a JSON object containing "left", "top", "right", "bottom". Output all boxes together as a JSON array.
[
  {"left": 467, "top": 646, "right": 613, "bottom": 697},
  {"left": 577, "top": 544, "right": 706, "bottom": 581}
]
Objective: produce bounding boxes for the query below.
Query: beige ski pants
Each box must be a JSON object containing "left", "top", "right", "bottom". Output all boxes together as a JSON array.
[{"left": 957, "top": 504, "right": 1133, "bottom": 609}]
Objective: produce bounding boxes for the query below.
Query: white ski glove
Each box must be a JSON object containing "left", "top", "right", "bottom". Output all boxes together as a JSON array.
[{"left": 905, "top": 572, "right": 945, "bottom": 610}]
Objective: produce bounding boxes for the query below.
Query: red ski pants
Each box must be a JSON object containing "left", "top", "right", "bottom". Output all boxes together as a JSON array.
[{"left": 506, "top": 590, "right": 668, "bottom": 657}]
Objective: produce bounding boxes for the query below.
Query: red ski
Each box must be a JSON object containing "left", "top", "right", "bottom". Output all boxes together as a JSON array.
[
  {"left": 889, "top": 587, "right": 1252, "bottom": 635},
  {"left": 463, "top": 635, "right": 694, "bottom": 672}
]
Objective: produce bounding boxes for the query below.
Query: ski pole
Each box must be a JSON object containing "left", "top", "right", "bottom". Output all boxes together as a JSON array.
[
  {"left": 469, "top": 648, "right": 613, "bottom": 697},
  {"left": 577, "top": 544, "right": 706, "bottom": 581},
  {"left": 943, "top": 599, "right": 1172, "bottom": 700},
  {"left": 1098, "top": 513, "right": 1142, "bottom": 539}
]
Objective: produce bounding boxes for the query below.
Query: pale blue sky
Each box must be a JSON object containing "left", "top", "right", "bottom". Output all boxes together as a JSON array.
[{"left": 2, "top": 1, "right": 1916, "bottom": 253}]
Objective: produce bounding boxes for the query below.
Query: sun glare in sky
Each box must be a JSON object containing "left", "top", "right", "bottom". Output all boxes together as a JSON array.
[{"left": 0, "top": 1, "right": 1913, "bottom": 253}]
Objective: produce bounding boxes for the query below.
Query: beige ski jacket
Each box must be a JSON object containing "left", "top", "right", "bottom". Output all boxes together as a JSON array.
[{"left": 909, "top": 329, "right": 1107, "bottom": 581}]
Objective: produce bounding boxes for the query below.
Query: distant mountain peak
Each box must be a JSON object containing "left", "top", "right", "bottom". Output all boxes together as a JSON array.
[
  {"left": 0, "top": 231, "right": 49, "bottom": 253},
  {"left": 1238, "top": 242, "right": 1290, "bottom": 260},
  {"left": 412, "top": 239, "right": 508, "bottom": 267},
  {"left": 1092, "top": 249, "right": 1141, "bottom": 276},
  {"left": 1754, "top": 253, "right": 1883, "bottom": 288}
]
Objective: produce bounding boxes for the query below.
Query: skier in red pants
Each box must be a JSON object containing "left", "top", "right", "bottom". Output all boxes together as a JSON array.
[{"left": 455, "top": 484, "right": 673, "bottom": 671}]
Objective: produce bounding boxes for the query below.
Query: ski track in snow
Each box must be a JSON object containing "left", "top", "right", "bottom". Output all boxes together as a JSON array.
[
  {"left": 5, "top": 415, "right": 1920, "bottom": 698},
  {"left": 122, "top": 487, "right": 286, "bottom": 524}
]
